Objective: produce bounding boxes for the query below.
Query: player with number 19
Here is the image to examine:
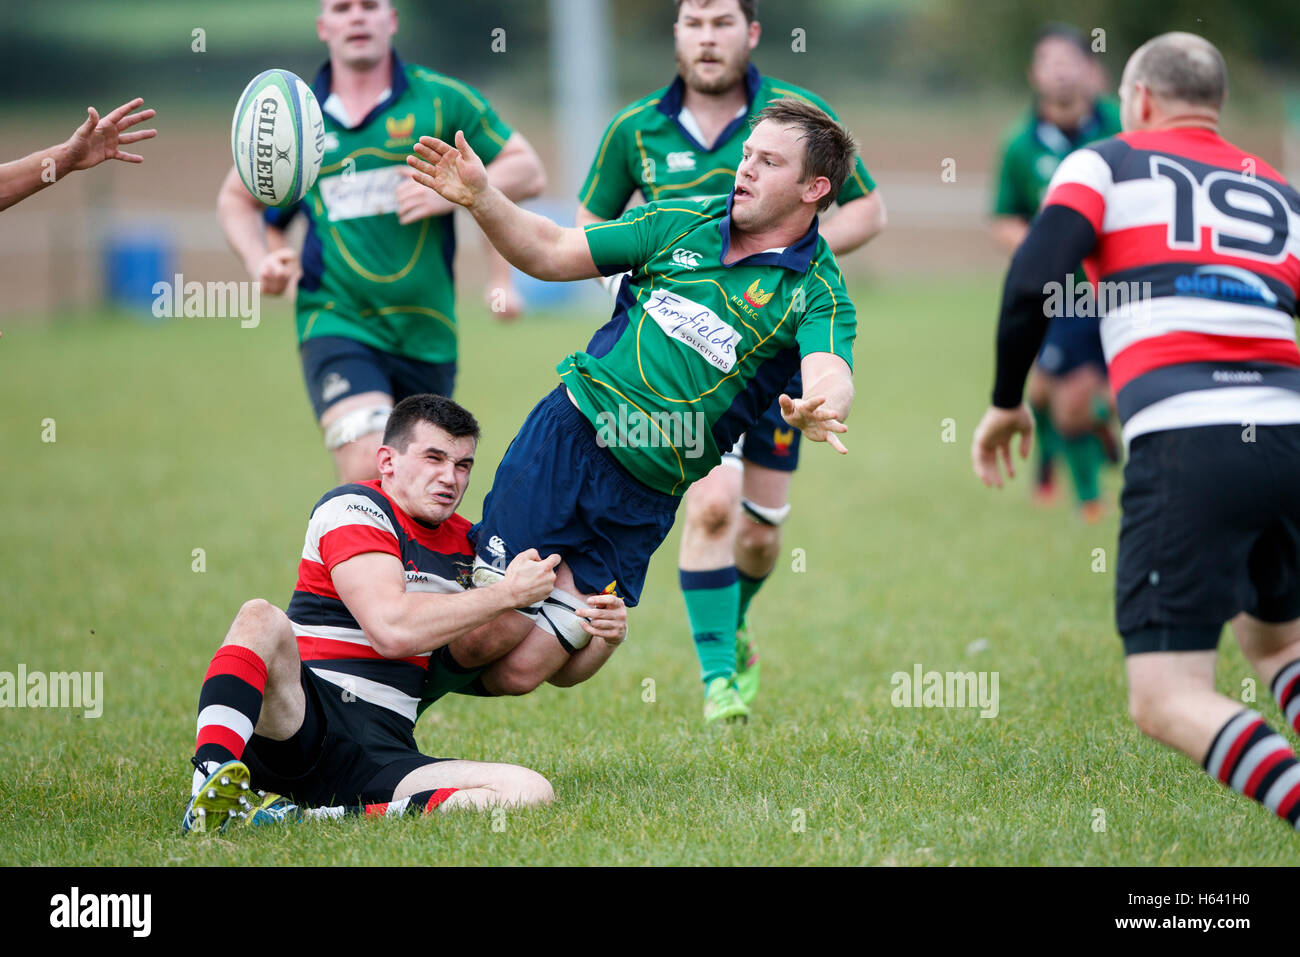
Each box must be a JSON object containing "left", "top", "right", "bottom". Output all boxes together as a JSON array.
[{"left": 973, "top": 33, "right": 1300, "bottom": 831}]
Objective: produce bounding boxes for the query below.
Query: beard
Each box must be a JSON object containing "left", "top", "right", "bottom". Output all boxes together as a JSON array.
[{"left": 676, "top": 49, "right": 748, "bottom": 95}]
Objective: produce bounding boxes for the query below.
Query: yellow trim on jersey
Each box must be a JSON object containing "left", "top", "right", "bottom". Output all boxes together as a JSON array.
[
  {"left": 413, "top": 72, "right": 508, "bottom": 148},
  {"left": 302, "top": 310, "right": 322, "bottom": 338},
  {"left": 634, "top": 130, "right": 655, "bottom": 199},
  {"left": 329, "top": 218, "right": 431, "bottom": 284},
  {"left": 559, "top": 362, "right": 688, "bottom": 492},
  {"left": 580, "top": 100, "right": 662, "bottom": 208},
  {"left": 584, "top": 205, "right": 714, "bottom": 235},
  {"left": 651, "top": 168, "right": 737, "bottom": 195},
  {"left": 811, "top": 264, "right": 844, "bottom": 355},
  {"left": 633, "top": 279, "right": 804, "bottom": 406},
  {"left": 320, "top": 147, "right": 410, "bottom": 175},
  {"left": 360, "top": 304, "right": 456, "bottom": 332}
]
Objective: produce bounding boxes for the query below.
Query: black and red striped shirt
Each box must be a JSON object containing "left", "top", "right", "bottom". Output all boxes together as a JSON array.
[
  {"left": 994, "top": 126, "right": 1300, "bottom": 442},
  {"left": 285, "top": 479, "right": 474, "bottom": 724}
]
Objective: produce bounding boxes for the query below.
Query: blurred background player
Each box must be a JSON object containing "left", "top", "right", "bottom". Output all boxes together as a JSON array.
[
  {"left": 406, "top": 99, "right": 857, "bottom": 712},
  {"left": 183, "top": 394, "right": 626, "bottom": 833},
  {"left": 990, "top": 23, "right": 1121, "bottom": 521},
  {"left": 216, "top": 0, "right": 545, "bottom": 483},
  {"left": 0, "top": 97, "right": 155, "bottom": 212},
  {"left": 574, "top": 0, "right": 885, "bottom": 723},
  {"left": 974, "top": 34, "right": 1300, "bottom": 830}
]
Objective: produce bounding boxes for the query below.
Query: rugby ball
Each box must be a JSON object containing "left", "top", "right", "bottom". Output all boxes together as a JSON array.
[{"left": 231, "top": 69, "right": 325, "bottom": 208}]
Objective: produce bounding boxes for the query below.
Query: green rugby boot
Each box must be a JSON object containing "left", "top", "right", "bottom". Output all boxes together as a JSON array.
[
  {"left": 735, "top": 618, "right": 760, "bottom": 706},
  {"left": 704, "top": 675, "right": 749, "bottom": 724},
  {"left": 181, "top": 759, "right": 255, "bottom": 835}
]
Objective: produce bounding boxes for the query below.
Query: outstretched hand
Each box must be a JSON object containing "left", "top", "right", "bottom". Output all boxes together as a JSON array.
[
  {"left": 779, "top": 393, "right": 848, "bottom": 453},
  {"left": 407, "top": 130, "right": 488, "bottom": 209},
  {"left": 971, "top": 404, "right": 1034, "bottom": 488},
  {"left": 65, "top": 97, "right": 157, "bottom": 170}
]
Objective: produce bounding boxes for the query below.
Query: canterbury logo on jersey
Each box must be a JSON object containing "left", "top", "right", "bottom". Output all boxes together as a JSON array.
[
  {"left": 672, "top": 247, "right": 702, "bottom": 269},
  {"left": 743, "top": 280, "right": 775, "bottom": 308},
  {"left": 666, "top": 151, "right": 696, "bottom": 172}
]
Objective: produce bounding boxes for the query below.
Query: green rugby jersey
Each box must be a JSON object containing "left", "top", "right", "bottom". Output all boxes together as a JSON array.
[
  {"left": 265, "top": 51, "right": 513, "bottom": 364},
  {"left": 993, "top": 98, "right": 1121, "bottom": 217},
  {"left": 567, "top": 193, "right": 856, "bottom": 496},
  {"left": 578, "top": 65, "right": 875, "bottom": 220}
]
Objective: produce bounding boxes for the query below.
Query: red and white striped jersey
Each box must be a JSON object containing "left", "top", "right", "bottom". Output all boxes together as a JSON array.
[
  {"left": 1043, "top": 127, "right": 1300, "bottom": 442},
  {"left": 286, "top": 479, "right": 474, "bottom": 724}
]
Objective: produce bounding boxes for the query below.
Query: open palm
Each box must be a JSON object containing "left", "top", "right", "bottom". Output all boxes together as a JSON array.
[{"left": 406, "top": 131, "right": 487, "bottom": 208}]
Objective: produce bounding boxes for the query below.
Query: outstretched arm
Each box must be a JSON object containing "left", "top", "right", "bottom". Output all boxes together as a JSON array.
[
  {"left": 0, "top": 98, "right": 156, "bottom": 212},
  {"left": 781, "top": 352, "right": 854, "bottom": 454},
  {"left": 407, "top": 131, "right": 598, "bottom": 282}
]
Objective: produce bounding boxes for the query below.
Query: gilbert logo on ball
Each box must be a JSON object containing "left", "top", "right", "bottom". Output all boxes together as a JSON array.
[{"left": 231, "top": 69, "right": 325, "bottom": 208}]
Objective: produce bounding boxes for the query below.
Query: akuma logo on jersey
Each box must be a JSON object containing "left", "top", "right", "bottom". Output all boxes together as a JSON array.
[
  {"left": 671, "top": 247, "right": 702, "bottom": 269},
  {"left": 1174, "top": 266, "right": 1278, "bottom": 307},
  {"left": 385, "top": 113, "right": 416, "bottom": 146},
  {"left": 742, "top": 279, "right": 774, "bottom": 308}
]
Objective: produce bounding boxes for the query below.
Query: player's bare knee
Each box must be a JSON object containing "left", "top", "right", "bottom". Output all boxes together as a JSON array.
[
  {"left": 685, "top": 489, "right": 737, "bottom": 538},
  {"left": 225, "top": 599, "right": 293, "bottom": 653},
  {"left": 490, "top": 660, "right": 548, "bottom": 696},
  {"left": 736, "top": 519, "right": 781, "bottom": 563},
  {"left": 1127, "top": 682, "right": 1173, "bottom": 741},
  {"left": 505, "top": 766, "right": 554, "bottom": 806}
]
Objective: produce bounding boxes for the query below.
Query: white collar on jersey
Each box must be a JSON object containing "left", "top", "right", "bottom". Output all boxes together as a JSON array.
[
  {"left": 678, "top": 103, "right": 748, "bottom": 150},
  {"left": 321, "top": 88, "right": 392, "bottom": 129}
]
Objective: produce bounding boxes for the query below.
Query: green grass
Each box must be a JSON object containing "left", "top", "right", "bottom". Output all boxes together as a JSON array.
[{"left": 0, "top": 278, "right": 1292, "bottom": 865}]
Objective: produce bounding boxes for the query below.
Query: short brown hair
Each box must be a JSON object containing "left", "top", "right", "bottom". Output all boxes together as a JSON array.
[
  {"left": 753, "top": 99, "right": 858, "bottom": 211},
  {"left": 383, "top": 394, "right": 480, "bottom": 452},
  {"left": 674, "top": 0, "right": 757, "bottom": 24}
]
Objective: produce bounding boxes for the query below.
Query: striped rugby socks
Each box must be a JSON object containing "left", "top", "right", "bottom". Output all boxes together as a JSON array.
[
  {"left": 1271, "top": 659, "right": 1300, "bottom": 734},
  {"left": 192, "top": 645, "right": 268, "bottom": 796},
  {"left": 1203, "top": 709, "right": 1300, "bottom": 828}
]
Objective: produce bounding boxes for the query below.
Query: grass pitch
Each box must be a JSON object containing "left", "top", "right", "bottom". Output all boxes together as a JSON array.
[{"left": 0, "top": 277, "right": 1290, "bottom": 865}]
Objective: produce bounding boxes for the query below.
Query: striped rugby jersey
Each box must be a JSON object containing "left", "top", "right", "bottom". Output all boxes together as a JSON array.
[
  {"left": 1042, "top": 127, "right": 1300, "bottom": 442},
  {"left": 286, "top": 479, "right": 474, "bottom": 723}
]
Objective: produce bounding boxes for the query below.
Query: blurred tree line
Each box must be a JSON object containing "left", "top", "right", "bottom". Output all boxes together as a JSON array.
[{"left": 0, "top": 0, "right": 1294, "bottom": 111}]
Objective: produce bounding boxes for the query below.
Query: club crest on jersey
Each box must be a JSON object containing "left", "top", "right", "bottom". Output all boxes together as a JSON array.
[
  {"left": 385, "top": 113, "right": 416, "bottom": 146},
  {"left": 742, "top": 279, "right": 775, "bottom": 308},
  {"left": 773, "top": 427, "right": 795, "bottom": 454},
  {"left": 671, "top": 247, "right": 702, "bottom": 269},
  {"left": 666, "top": 151, "right": 696, "bottom": 172}
]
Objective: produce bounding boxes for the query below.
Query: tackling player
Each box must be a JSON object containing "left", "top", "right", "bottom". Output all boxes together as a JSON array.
[
  {"left": 575, "top": 0, "right": 885, "bottom": 723},
  {"left": 182, "top": 394, "right": 627, "bottom": 833},
  {"left": 405, "top": 98, "right": 857, "bottom": 705},
  {"left": 0, "top": 97, "right": 155, "bottom": 212},
  {"left": 991, "top": 24, "right": 1121, "bottom": 520},
  {"left": 973, "top": 34, "right": 1300, "bottom": 830},
  {"left": 217, "top": 0, "right": 545, "bottom": 483}
]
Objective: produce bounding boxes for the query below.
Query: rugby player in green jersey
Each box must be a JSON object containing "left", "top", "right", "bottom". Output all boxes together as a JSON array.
[
  {"left": 217, "top": 0, "right": 545, "bottom": 484},
  {"left": 991, "top": 24, "right": 1121, "bottom": 521},
  {"left": 404, "top": 99, "right": 857, "bottom": 708},
  {"left": 575, "top": 0, "right": 885, "bottom": 722}
]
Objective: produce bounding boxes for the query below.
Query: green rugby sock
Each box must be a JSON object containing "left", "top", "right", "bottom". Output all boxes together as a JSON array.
[
  {"left": 1061, "top": 432, "right": 1103, "bottom": 504},
  {"left": 681, "top": 567, "right": 739, "bottom": 686},
  {"left": 1031, "top": 404, "right": 1058, "bottom": 484},
  {"left": 737, "top": 568, "right": 769, "bottom": 627}
]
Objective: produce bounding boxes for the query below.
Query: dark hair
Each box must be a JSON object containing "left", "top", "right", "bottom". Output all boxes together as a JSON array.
[
  {"left": 1033, "top": 22, "right": 1093, "bottom": 59},
  {"left": 675, "top": 0, "right": 757, "bottom": 24},
  {"left": 1129, "top": 32, "right": 1227, "bottom": 109},
  {"left": 383, "top": 394, "right": 480, "bottom": 451},
  {"left": 752, "top": 99, "right": 857, "bottom": 212}
]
